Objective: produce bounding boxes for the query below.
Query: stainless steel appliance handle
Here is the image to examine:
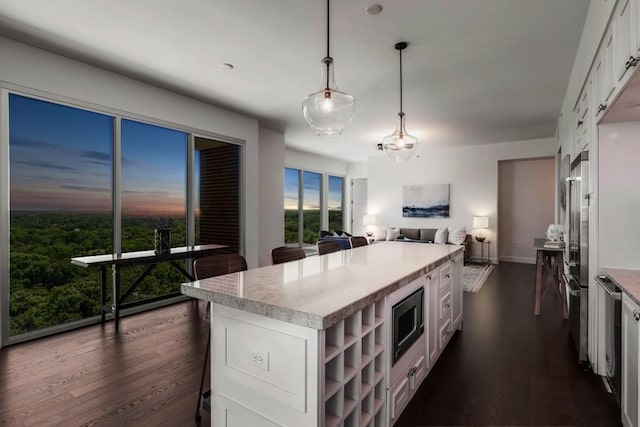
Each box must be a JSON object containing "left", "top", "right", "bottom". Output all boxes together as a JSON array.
[
  {"left": 562, "top": 274, "right": 580, "bottom": 296},
  {"left": 596, "top": 276, "right": 622, "bottom": 300}
]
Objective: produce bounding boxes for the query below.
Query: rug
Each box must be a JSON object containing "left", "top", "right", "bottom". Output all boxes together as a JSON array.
[{"left": 462, "top": 264, "right": 495, "bottom": 292}]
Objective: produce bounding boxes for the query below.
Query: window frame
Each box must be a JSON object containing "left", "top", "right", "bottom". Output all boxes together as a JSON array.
[
  {"left": 283, "top": 166, "right": 346, "bottom": 247},
  {"left": 0, "top": 86, "right": 245, "bottom": 346}
]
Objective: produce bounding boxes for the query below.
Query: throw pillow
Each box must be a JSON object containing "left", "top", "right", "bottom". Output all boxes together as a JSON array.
[
  {"left": 375, "top": 228, "right": 387, "bottom": 241},
  {"left": 448, "top": 226, "right": 467, "bottom": 244},
  {"left": 434, "top": 227, "right": 449, "bottom": 244},
  {"left": 386, "top": 227, "right": 400, "bottom": 241}
]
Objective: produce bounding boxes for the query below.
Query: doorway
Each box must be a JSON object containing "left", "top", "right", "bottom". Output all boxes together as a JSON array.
[{"left": 498, "top": 157, "right": 554, "bottom": 263}]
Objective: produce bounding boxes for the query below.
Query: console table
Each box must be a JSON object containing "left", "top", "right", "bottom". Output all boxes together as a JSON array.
[
  {"left": 71, "top": 244, "right": 227, "bottom": 331},
  {"left": 533, "top": 238, "right": 568, "bottom": 318}
]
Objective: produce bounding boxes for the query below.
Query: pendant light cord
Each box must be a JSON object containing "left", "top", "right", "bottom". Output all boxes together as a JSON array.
[
  {"left": 325, "top": 0, "right": 331, "bottom": 89},
  {"left": 327, "top": 0, "right": 330, "bottom": 58},
  {"left": 399, "top": 47, "right": 403, "bottom": 114}
]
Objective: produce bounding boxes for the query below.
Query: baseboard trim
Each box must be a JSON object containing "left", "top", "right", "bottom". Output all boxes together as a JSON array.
[{"left": 499, "top": 255, "right": 536, "bottom": 264}]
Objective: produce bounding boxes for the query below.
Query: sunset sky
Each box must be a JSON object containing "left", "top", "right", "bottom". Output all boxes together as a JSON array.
[
  {"left": 9, "top": 94, "right": 187, "bottom": 216},
  {"left": 284, "top": 168, "right": 343, "bottom": 211},
  {"left": 10, "top": 93, "right": 341, "bottom": 216}
]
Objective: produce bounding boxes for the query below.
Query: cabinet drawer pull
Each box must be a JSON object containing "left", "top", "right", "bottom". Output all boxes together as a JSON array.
[
  {"left": 625, "top": 55, "right": 639, "bottom": 70},
  {"left": 634, "top": 310, "right": 640, "bottom": 321},
  {"left": 426, "top": 274, "right": 432, "bottom": 280},
  {"left": 444, "top": 274, "right": 450, "bottom": 279},
  {"left": 597, "top": 104, "right": 607, "bottom": 113},
  {"left": 576, "top": 120, "right": 583, "bottom": 129}
]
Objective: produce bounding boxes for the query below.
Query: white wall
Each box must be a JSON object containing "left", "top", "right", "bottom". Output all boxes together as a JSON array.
[
  {"left": 498, "top": 157, "right": 555, "bottom": 264},
  {"left": 285, "top": 148, "right": 348, "bottom": 176},
  {"left": 368, "top": 138, "right": 555, "bottom": 263},
  {"left": 258, "top": 127, "right": 285, "bottom": 266},
  {"left": 0, "top": 36, "right": 263, "bottom": 266},
  {"left": 599, "top": 122, "right": 640, "bottom": 269},
  {"left": 347, "top": 161, "right": 367, "bottom": 179}
]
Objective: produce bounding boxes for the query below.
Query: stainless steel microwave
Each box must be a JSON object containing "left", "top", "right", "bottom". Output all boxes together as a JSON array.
[{"left": 392, "top": 287, "right": 424, "bottom": 363}]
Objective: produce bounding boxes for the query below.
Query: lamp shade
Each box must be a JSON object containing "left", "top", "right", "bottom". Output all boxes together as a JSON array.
[
  {"left": 473, "top": 216, "right": 489, "bottom": 229},
  {"left": 363, "top": 214, "right": 376, "bottom": 227}
]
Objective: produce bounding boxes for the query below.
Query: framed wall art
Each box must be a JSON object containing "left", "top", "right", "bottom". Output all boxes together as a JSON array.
[{"left": 402, "top": 184, "right": 450, "bottom": 218}]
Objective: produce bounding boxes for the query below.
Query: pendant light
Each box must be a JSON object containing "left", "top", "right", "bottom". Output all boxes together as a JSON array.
[
  {"left": 302, "top": 0, "right": 355, "bottom": 136},
  {"left": 380, "top": 42, "right": 418, "bottom": 162}
]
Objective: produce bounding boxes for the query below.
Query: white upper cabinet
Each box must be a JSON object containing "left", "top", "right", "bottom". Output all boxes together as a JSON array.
[
  {"left": 614, "top": 0, "right": 634, "bottom": 83},
  {"left": 594, "top": 53, "right": 607, "bottom": 120},
  {"left": 574, "top": 85, "right": 590, "bottom": 152},
  {"left": 602, "top": 26, "right": 617, "bottom": 106}
]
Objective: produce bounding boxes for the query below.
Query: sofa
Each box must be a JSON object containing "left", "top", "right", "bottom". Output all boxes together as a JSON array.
[
  {"left": 382, "top": 227, "right": 471, "bottom": 264},
  {"left": 317, "top": 230, "right": 353, "bottom": 250}
]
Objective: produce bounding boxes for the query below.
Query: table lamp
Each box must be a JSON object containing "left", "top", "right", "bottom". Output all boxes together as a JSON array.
[
  {"left": 363, "top": 214, "right": 376, "bottom": 237},
  {"left": 472, "top": 216, "right": 489, "bottom": 242}
]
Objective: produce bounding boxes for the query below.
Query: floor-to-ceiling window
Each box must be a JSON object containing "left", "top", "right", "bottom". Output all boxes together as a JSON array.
[
  {"left": 8, "top": 94, "right": 113, "bottom": 336},
  {"left": 283, "top": 168, "right": 344, "bottom": 248},
  {"left": 120, "top": 119, "right": 187, "bottom": 304},
  {"left": 302, "top": 171, "right": 321, "bottom": 246},
  {"left": 3, "top": 92, "right": 243, "bottom": 344},
  {"left": 328, "top": 175, "right": 344, "bottom": 232},
  {"left": 284, "top": 167, "right": 300, "bottom": 246}
]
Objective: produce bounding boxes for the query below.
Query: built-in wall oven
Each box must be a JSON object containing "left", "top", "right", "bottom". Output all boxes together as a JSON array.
[{"left": 392, "top": 287, "right": 424, "bottom": 363}]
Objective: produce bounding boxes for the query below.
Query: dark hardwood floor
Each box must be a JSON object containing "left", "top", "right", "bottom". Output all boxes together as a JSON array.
[
  {"left": 397, "top": 261, "right": 621, "bottom": 427},
  {"left": 0, "top": 300, "right": 211, "bottom": 426},
  {"left": 0, "top": 262, "right": 621, "bottom": 426}
]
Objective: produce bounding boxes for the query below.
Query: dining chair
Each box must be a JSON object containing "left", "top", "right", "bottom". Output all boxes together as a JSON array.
[
  {"left": 271, "top": 246, "right": 306, "bottom": 265},
  {"left": 193, "top": 253, "right": 247, "bottom": 421},
  {"left": 349, "top": 236, "right": 368, "bottom": 249},
  {"left": 317, "top": 240, "right": 342, "bottom": 255}
]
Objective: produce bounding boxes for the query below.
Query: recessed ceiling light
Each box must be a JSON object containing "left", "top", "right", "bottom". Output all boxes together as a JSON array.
[
  {"left": 221, "top": 63, "right": 234, "bottom": 70},
  {"left": 366, "top": 4, "right": 383, "bottom": 15}
]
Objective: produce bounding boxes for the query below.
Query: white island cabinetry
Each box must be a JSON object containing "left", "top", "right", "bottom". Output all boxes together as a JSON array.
[{"left": 182, "top": 242, "right": 464, "bottom": 427}]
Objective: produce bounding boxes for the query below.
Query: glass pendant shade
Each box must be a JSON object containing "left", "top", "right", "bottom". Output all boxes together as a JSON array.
[
  {"left": 380, "top": 41, "right": 418, "bottom": 162},
  {"left": 302, "top": 57, "right": 356, "bottom": 136},
  {"left": 381, "top": 112, "right": 418, "bottom": 163}
]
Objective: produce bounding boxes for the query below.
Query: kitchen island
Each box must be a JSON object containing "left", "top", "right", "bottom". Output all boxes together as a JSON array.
[{"left": 181, "top": 241, "right": 464, "bottom": 427}]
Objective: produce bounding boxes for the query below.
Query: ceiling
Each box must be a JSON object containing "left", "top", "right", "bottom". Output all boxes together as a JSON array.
[{"left": 0, "top": 0, "right": 589, "bottom": 163}]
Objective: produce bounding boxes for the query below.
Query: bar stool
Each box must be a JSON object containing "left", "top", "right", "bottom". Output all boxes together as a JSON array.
[{"left": 193, "top": 253, "right": 247, "bottom": 421}]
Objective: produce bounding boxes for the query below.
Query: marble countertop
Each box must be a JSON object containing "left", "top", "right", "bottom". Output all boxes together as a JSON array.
[
  {"left": 602, "top": 268, "right": 640, "bottom": 306},
  {"left": 181, "top": 241, "right": 463, "bottom": 330}
]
